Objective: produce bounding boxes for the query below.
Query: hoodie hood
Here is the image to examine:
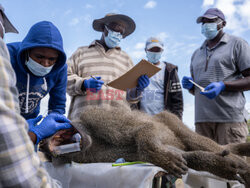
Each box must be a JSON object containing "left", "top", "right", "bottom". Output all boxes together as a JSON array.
[{"left": 17, "top": 21, "right": 66, "bottom": 75}]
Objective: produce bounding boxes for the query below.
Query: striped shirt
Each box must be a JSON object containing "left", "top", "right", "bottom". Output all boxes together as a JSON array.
[
  {"left": 190, "top": 33, "right": 250, "bottom": 123},
  {"left": 0, "top": 38, "right": 61, "bottom": 188},
  {"left": 67, "top": 41, "right": 134, "bottom": 119}
]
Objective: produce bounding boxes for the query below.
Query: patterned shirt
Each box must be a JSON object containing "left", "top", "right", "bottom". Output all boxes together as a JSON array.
[
  {"left": 0, "top": 38, "right": 61, "bottom": 187},
  {"left": 67, "top": 41, "right": 134, "bottom": 119}
]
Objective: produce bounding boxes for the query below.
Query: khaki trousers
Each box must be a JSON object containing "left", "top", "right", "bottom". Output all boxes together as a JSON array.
[{"left": 195, "top": 122, "right": 249, "bottom": 145}]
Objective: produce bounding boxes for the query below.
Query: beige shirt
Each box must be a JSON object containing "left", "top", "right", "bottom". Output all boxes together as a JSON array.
[{"left": 67, "top": 41, "right": 133, "bottom": 119}]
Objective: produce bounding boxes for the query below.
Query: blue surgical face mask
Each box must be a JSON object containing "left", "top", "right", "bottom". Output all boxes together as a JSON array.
[
  {"left": 146, "top": 51, "right": 162, "bottom": 64},
  {"left": 201, "top": 22, "right": 222, "bottom": 40},
  {"left": 104, "top": 25, "right": 123, "bottom": 48},
  {"left": 26, "top": 57, "right": 54, "bottom": 77}
]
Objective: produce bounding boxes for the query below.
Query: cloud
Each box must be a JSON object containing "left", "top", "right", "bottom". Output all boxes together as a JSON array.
[
  {"left": 130, "top": 51, "right": 145, "bottom": 59},
  {"left": 156, "top": 32, "right": 169, "bottom": 41},
  {"left": 135, "top": 42, "right": 145, "bottom": 49},
  {"left": 202, "top": 0, "right": 250, "bottom": 35},
  {"left": 144, "top": 1, "right": 157, "bottom": 9},
  {"left": 246, "top": 101, "right": 250, "bottom": 112},
  {"left": 202, "top": 0, "right": 215, "bottom": 7},
  {"left": 69, "top": 18, "right": 80, "bottom": 26}
]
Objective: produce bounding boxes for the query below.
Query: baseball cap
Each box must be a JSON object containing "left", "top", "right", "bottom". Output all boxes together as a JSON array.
[
  {"left": 145, "top": 37, "right": 164, "bottom": 50},
  {"left": 196, "top": 8, "right": 225, "bottom": 24},
  {"left": 0, "top": 4, "right": 18, "bottom": 33}
]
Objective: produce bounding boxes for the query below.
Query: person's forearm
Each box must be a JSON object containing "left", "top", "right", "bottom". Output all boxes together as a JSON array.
[
  {"left": 224, "top": 76, "right": 250, "bottom": 91},
  {"left": 126, "top": 88, "right": 142, "bottom": 104},
  {"left": 28, "top": 131, "right": 37, "bottom": 144}
]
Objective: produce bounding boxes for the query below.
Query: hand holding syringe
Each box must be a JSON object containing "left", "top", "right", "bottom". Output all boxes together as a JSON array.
[{"left": 188, "top": 79, "right": 205, "bottom": 92}]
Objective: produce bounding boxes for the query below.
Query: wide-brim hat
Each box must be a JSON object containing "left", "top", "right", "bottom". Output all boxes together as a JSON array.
[
  {"left": 93, "top": 13, "right": 135, "bottom": 37},
  {"left": 0, "top": 4, "right": 18, "bottom": 33}
]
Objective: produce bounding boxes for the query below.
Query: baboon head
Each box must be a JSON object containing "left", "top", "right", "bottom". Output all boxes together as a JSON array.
[{"left": 39, "top": 121, "right": 92, "bottom": 161}]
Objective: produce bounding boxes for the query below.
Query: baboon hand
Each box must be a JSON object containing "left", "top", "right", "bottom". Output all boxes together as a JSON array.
[{"left": 164, "top": 151, "right": 188, "bottom": 178}]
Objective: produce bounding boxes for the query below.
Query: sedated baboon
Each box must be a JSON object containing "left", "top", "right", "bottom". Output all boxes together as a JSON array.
[{"left": 40, "top": 105, "right": 250, "bottom": 187}]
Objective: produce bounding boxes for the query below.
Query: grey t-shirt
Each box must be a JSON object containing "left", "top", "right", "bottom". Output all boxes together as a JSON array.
[{"left": 190, "top": 33, "right": 250, "bottom": 123}]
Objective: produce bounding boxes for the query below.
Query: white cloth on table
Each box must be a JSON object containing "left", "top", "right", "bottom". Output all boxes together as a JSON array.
[{"left": 43, "top": 162, "right": 166, "bottom": 188}]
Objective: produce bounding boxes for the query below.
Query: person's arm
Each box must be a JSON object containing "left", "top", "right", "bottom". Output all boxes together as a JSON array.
[
  {"left": 67, "top": 48, "right": 88, "bottom": 96},
  {"left": 200, "top": 38, "right": 250, "bottom": 99},
  {"left": 0, "top": 40, "right": 61, "bottom": 187},
  {"left": 224, "top": 68, "right": 250, "bottom": 91},
  {"left": 48, "top": 65, "right": 67, "bottom": 114},
  {"left": 167, "top": 69, "right": 183, "bottom": 120}
]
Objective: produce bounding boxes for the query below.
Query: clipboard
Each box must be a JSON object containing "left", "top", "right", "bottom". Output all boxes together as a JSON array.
[{"left": 107, "top": 59, "right": 161, "bottom": 91}]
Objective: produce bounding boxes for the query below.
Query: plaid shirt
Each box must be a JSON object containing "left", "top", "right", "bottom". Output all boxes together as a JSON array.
[{"left": 0, "top": 38, "right": 61, "bottom": 187}]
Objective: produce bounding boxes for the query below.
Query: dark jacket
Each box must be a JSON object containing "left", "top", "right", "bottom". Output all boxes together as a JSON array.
[
  {"left": 133, "top": 62, "right": 183, "bottom": 119},
  {"left": 7, "top": 21, "right": 67, "bottom": 119}
]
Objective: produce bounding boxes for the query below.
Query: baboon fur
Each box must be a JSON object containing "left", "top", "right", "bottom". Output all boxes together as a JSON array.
[{"left": 40, "top": 105, "right": 250, "bottom": 186}]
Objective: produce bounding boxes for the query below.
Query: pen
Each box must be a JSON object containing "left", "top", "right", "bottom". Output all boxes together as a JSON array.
[{"left": 91, "top": 75, "right": 107, "bottom": 87}]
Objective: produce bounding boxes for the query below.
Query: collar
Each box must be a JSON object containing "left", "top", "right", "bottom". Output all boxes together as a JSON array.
[
  {"left": 200, "top": 33, "right": 229, "bottom": 50},
  {"left": 88, "top": 40, "right": 121, "bottom": 51}
]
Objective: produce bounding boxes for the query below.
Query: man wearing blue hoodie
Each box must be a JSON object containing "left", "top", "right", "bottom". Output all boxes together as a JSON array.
[
  {"left": 0, "top": 5, "right": 72, "bottom": 187},
  {"left": 7, "top": 21, "right": 67, "bottom": 120}
]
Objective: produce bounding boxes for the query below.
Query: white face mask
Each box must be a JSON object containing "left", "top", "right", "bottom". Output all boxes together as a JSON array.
[
  {"left": 0, "top": 21, "right": 5, "bottom": 39},
  {"left": 26, "top": 57, "right": 54, "bottom": 77}
]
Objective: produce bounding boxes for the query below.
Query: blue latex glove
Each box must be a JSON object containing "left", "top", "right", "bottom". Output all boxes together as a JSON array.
[
  {"left": 136, "top": 75, "right": 150, "bottom": 91},
  {"left": 200, "top": 81, "right": 225, "bottom": 99},
  {"left": 28, "top": 114, "right": 72, "bottom": 144},
  {"left": 182, "top": 76, "right": 194, "bottom": 90},
  {"left": 84, "top": 76, "right": 104, "bottom": 93},
  {"left": 27, "top": 115, "right": 43, "bottom": 128}
]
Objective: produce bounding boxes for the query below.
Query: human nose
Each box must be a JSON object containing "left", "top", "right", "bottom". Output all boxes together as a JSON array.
[{"left": 42, "top": 59, "right": 51, "bottom": 67}]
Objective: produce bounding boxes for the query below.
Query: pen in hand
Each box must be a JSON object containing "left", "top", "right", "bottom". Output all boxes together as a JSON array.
[{"left": 91, "top": 76, "right": 107, "bottom": 87}]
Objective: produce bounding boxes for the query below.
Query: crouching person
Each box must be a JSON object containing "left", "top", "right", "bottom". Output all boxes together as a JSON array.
[{"left": 7, "top": 21, "right": 67, "bottom": 120}]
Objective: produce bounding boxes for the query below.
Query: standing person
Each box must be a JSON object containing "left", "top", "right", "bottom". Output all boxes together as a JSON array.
[
  {"left": 131, "top": 37, "right": 183, "bottom": 119},
  {"left": 67, "top": 13, "right": 148, "bottom": 119},
  {"left": 0, "top": 4, "right": 72, "bottom": 187},
  {"left": 7, "top": 21, "right": 67, "bottom": 120},
  {"left": 182, "top": 8, "right": 250, "bottom": 145}
]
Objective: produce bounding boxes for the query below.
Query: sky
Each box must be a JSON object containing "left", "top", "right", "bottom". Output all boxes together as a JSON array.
[{"left": 2, "top": 0, "right": 250, "bottom": 129}]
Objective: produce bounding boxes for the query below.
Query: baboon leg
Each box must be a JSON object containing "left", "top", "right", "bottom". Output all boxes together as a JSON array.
[
  {"left": 154, "top": 112, "right": 224, "bottom": 153},
  {"left": 182, "top": 151, "right": 250, "bottom": 186},
  {"left": 225, "top": 142, "right": 250, "bottom": 157},
  {"left": 135, "top": 125, "right": 188, "bottom": 178}
]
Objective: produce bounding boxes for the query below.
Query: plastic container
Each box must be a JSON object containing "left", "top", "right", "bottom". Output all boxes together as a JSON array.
[
  {"left": 54, "top": 133, "right": 82, "bottom": 155},
  {"left": 54, "top": 142, "right": 81, "bottom": 155}
]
